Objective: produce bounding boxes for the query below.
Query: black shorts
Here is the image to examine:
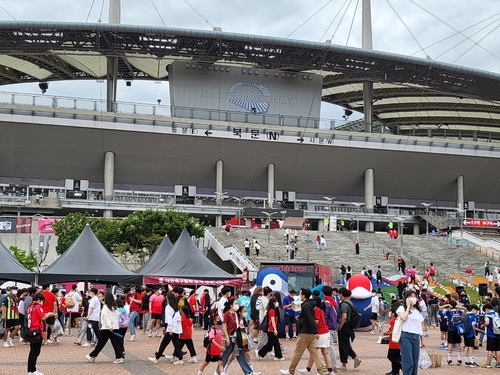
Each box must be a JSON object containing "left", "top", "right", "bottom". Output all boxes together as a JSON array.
[
  {"left": 370, "top": 313, "right": 378, "bottom": 321},
  {"left": 447, "top": 331, "right": 462, "bottom": 344},
  {"left": 151, "top": 313, "right": 162, "bottom": 320},
  {"left": 5, "top": 319, "right": 19, "bottom": 328},
  {"left": 440, "top": 325, "right": 448, "bottom": 332},
  {"left": 464, "top": 337, "right": 475, "bottom": 348},
  {"left": 45, "top": 317, "right": 55, "bottom": 326},
  {"left": 283, "top": 315, "right": 297, "bottom": 325},
  {"left": 487, "top": 336, "right": 500, "bottom": 352},
  {"left": 205, "top": 353, "right": 222, "bottom": 362}
]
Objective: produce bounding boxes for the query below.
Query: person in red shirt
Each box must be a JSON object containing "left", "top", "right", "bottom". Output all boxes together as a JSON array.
[
  {"left": 40, "top": 284, "right": 57, "bottom": 345},
  {"left": 148, "top": 287, "right": 165, "bottom": 338},
  {"left": 197, "top": 314, "right": 225, "bottom": 375},
  {"left": 125, "top": 287, "right": 143, "bottom": 341},
  {"left": 384, "top": 307, "right": 401, "bottom": 375},
  {"left": 465, "top": 266, "right": 473, "bottom": 287},
  {"left": 177, "top": 305, "right": 197, "bottom": 363},
  {"left": 27, "top": 293, "right": 55, "bottom": 375},
  {"left": 256, "top": 293, "right": 283, "bottom": 360}
]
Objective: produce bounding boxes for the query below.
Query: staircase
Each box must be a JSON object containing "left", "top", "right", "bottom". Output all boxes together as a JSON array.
[{"left": 420, "top": 214, "right": 448, "bottom": 231}]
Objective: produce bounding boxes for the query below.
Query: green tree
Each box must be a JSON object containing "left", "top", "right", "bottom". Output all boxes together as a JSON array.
[
  {"left": 52, "top": 212, "right": 120, "bottom": 255},
  {"left": 9, "top": 246, "right": 37, "bottom": 271},
  {"left": 118, "top": 208, "right": 204, "bottom": 264}
]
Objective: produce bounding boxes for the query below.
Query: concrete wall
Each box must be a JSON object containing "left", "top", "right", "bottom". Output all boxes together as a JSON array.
[{"left": 0, "top": 233, "right": 59, "bottom": 269}]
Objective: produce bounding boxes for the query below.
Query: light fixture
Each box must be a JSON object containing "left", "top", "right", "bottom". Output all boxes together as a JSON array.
[
  {"left": 125, "top": 80, "right": 132, "bottom": 87},
  {"left": 38, "top": 82, "right": 48, "bottom": 94}
]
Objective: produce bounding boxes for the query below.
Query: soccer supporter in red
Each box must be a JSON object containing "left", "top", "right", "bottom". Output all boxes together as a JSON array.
[
  {"left": 384, "top": 308, "right": 401, "bottom": 374},
  {"left": 178, "top": 305, "right": 197, "bottom": 363},
  {"left": 256, "top": 292, "right": 283, "bottom": 360},
  {"left": 40, "top": 284, "right": 57, "bottom": 345},
  {"left": 27, "top": 293, "right": 55, "bottom": 375},
  {"left": 125, "top": 286, "right": 143, "bottom": 341},
  {"left": 148, "top": 287, "right": 165, "bottom": 338},
  {"left": 197, "top": 314, "right": 225, "bottom": 375}
]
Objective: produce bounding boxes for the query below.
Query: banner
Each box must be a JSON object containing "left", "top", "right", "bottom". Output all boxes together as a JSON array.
[
  {"left": 0, "top": 217, "right": 31, "bottom": 233},
  {"left": 38, "top": 218, "right": 57, "bottom": 233}
]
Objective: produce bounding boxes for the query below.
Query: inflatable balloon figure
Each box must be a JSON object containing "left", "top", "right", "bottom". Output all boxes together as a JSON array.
[
  {"left": 346, "top": 274, "right": 373, "bottom": 328},
  {"left": 254, "top": 268, "right": 289, "bottom": 296}
]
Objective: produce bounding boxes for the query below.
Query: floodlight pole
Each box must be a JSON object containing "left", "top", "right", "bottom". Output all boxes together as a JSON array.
[
  {"left": 421, "top": 203, "right": 432, "bottom": 236},
  {"left": 324, "top": 196, "right": 336, "bottom": 231},
  {"left": 262, "top": 211, "right": 278, "bottom": 258}
]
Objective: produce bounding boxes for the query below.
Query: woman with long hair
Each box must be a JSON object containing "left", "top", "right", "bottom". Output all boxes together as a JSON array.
[
  {"left": 396, "top": 289, "right": 427, "bottom": 375},
  {"left": 149, "top": 292, "right": 184, "bottom": 365},
  {"left": 256, "top": 293, "right": 284, "bottom": 360},
  {"left": 85, "top": 291, "right": 124, "bottom": 364},
  {"left": 224, "top": 305, "right": 254, "bottom": 373},
  {"left": 27, "top": 293, "right": 55, "bottom": 375}
]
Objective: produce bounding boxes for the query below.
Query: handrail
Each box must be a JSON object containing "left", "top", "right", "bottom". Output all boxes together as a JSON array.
[{"left": 204, "top": 228, "right": 258, "bottom": 276}]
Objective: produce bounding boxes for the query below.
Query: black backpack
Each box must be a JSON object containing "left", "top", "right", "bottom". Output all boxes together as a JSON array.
[
  {"left": 203, "top": 327, "right": 216, "bottom": 348},
  {"left": 260, "top": 314, "right": 269, "bottom": 333},
  {"left": 343, "top": 300, "right": 362, "bottom": 329}
]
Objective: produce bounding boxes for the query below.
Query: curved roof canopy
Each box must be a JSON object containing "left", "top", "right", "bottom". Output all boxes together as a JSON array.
[{"left": 1, "top": 21, "right": 500, "bottom": 139}]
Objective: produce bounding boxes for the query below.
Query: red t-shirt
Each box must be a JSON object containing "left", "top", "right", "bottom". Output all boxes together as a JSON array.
[
  {"left": 28, "top": 304, "right": 45, "bottom": 333},
  {"left": 388, "top": 318, "right": 400, "bottom": 349},
  {"left": 149, "top": 294, "right": 165, "bottom": 314},
  {"left": 128, "top": 292, "right": 143, "bottom": 313},
  {"left": 180, "top": 314, "right": 193, "bottom": 340},
  {"left": 410, "top": 269, "right": 417, "bottom": 277},
  {"left": 207, "top": 327, "right": 223, "bottom": 356},
  {"left": 223, "top": 311, "right": 238, "bottom": 335},
  {"left": 314, "top": 307, "right": 329, "bottom": 335},
  {"left": 189, "top": 295, "right": 197, "bottom": 312},
  {"left": 267, "top": 309, "right": 276, "bottom": 333},
  {"left": 429, "top": 265, "right": 435, "bottom": 274},
  {"left": 465, "top": 268, "right": 472, "bottom": 275},
  {"left": 41, "top": 291, "right": 56, "bottom": 315}
]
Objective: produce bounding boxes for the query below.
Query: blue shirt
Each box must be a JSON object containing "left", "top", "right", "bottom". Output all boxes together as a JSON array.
[
  {"left": 464, "top": 312, "right": 477, "bottom": 339},
  {"left": 486, "top": 311, "right": 498, "bottom": 338},
  {"left": 283, "top": 295, "right": 299, "bottom": 317},
  {"left": 437, "top": 309, "right": 448, "bottom": 329},
  {"left": 446, "top": 309, "right": 463, "bottom": 333},
  {"left": 237, "top": 296, "right": 251, "bottom": 319}
]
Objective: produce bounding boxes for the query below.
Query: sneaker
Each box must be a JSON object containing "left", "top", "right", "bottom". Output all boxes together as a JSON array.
[
  {"left": 439, "top": 344, "right": 446, "bottom": 349},
  {"left": 7, "top": 339, "right": 13, "bottom": 347},
  {"left": 148, "top": 357, "right": 159, "bottom": 364},
  {"left": 447, "top": 360, "right": 453, "bottom": 366},
  {"left": 187, "top": 357, "right": 198, "bottom": 363},
  {"left": 113, "top": 358, "right": 124, "bottom": 364},
  {"left": 253, "top": 338, "right": 258, "bottom": 343},
  {"left": 298, "top": 369, "right": 311, "bottom": 375},
  {"left": 279, "top": 370, "right": 291, "bottom": 375},
  {"left": 148, "top": 330, "right": 152, "bottom": 338},
  {"left": 85, "top": 355, "right": 95, "bottom": 363},
  {"left": 470, "top": 362, "right": 479, "bottom": 368},
  {"left": 457, "top": 360, "right": 462, "bottom": 366},
  {"left": 354, "top": 358, "right": 362, "bottom": 369},
  {"left": 378, "top": 324, "right": 383, "bottom": 333},
  {"left": 2, "top": 342, "right": 10, "bottom": 348},
  {"left": 464, "top": 362, "right": 470, "bottom": 368},
  {"left": 165, "top": 355, "right": 174, "bottom": 362},
  {"left": 267, "top": 352, "right": 275, "bottom": 356},
  {"left": 128, "top": 334, "right": 136, "bottom": 341},
  {"left": 481, "top": 362, "right": 491, "bottom": 368},
  {"left": 370, "top": 330, "right": 375, "bottom": 334},
  {"left": 292, "top": 336, "right": 298, "bottom": 340},
  {"left": 173, "top": 360, "right": 183, "bottom": 365},
  {"left": 46, "top": 339, "right": 53, "bottom": 344},
  {"left": 337, "top": 367, "right": 348, "bottom": 371},
  {"left": 197, "top": 371, "right": 203, "bottom": 375},
  {"left": 286, "top": 334, "right": 290, "bottom": 340},
  {"left": 250, "top": 372, "right": 262, "bottom": 375},
  {"left": 254, "top": 349, "right": 263, "bottom": 360},
  {"left": 81, "top": 342, "right": 91, "bottom": 347},
  {"left": 274, "top": 357, "right": 285, "bottom": 361}
]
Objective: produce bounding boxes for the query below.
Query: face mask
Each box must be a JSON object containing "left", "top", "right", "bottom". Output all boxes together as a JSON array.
[
  {"left": 275, "top": 302, "right": 279, "bottom": 307},
  {"left": 233, "top": 304, "right": 239, "bottom": 310},
  {"left": 408, "top": 297, "right": 417, "bottom": 305},
  {"left": 242, "top": 312, "right": 248, "bottom": 318},
  {"left": 12, "top": 290, "right": 17, "bottom": 295}
]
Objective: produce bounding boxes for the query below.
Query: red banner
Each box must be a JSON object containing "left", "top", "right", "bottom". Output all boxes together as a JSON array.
[
  {"left": 38, "top": 218, "right": 57, "bottom": 233},
  {"left": 144, "top": 276, "right": 243, "bottom": 286},
  {"left": 462, "top": 219, "right": 500, "bottom": 228}
]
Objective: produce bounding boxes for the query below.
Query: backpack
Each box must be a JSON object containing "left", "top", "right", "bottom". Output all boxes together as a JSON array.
[
  {"left": 342, "top": 300, "right": 362, "bottom": 329},
  {"left": 203, "top": 327, "right": 216, "bottom": 348},
  {"left": 457, "top": 313, "right": 474, "bottom": 336},
  {"left": 259, "top": 314, "right": 268, "bottom": 333},
  {"left": 65, "top": 293, "right": 75, "bottom": 309},
  {"left": 491, "top": 313, "right": 500, "bottom": 336},
  {"left": 450, "top": 309, "right": 463, "bottom": 330}
]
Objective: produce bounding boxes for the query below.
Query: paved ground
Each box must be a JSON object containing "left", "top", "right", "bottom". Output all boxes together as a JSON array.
[{"left": 0, "top": 325, "right": 494, "bottom": 375}]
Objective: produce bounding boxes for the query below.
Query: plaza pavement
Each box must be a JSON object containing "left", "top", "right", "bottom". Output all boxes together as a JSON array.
[{"left": 0, "top": 324, "right": 494, "bottom": 375}]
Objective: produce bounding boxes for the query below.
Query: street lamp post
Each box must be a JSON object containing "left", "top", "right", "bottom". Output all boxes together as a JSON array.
[
  {"left": 421, "top": 203, "right": 432, "bottom": 236},
  {"left": 352, "top": 203, "right": 364, "bottom": 241},
  {"left": 324, "top": 196, "right": 336, "bottom": 231},
  {"left": 394, "top": 216, "right": 407, "bottom": 257},
  {"left": 233, "top": 197, "right": 246, "bottom": 230},
  {"left": 456, "top": 208, "right": 466, "bottom": 275},
  {"left": 262, "top": 211, "right": 279, "bottom": 258},
  {"left": 215, "top": 191, "right": 228, "bottom": 228}
]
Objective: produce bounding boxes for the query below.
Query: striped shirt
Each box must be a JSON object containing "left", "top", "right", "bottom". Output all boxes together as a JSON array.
[{"left": 3, "top": 295, "right": 19, "bottom": 320}]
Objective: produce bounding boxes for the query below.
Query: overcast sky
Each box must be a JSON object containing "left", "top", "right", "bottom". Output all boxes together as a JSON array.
[{"left": 1, "top": 0, "right": 499, "bottom": 120}]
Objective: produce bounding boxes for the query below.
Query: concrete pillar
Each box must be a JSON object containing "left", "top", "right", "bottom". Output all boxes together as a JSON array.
[
  {"left": 108, "top": 0, "right": 121, "bottom": 24},
  {"left": 106, "top": 0, "right": 120, "bottom": 113},
  {"left": 413, "top": 223, "right": 420, "bottom": 235},
  {"left": 457, "top": 175, "right": 464, "bottom": 210},
  {"left": 364, "top": 168, "right": 374, "bottom": 232},
  {"left": 215, "top": 160, "right": 224, "bottom": 227},
  {"left": 103, "top": 151, "right": 115, "bottom": 218},
  {"left": 267, "top": 163, "right": 275, "bottom": 208}
]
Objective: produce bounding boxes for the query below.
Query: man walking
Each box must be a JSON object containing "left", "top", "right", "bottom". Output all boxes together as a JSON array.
[
  {"left": 279, "top": 288, "right": 327, "bottom": 375},
  {"left": 82, "top": 288, "right": 100, "bottom": 347},
  {"left": 338, "top": 288, "right": 362, "bottom": 371},
  {"left": 1, "top": 287, "right": 20, "bottom": 348}
]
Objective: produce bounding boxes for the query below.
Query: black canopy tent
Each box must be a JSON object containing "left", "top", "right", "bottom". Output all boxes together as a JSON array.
[
  {"left": 136, "top": 235, "right": 173, "bottom": 275},
  {"left": 38, "top": 224, "right": 142, "bottom": 285},
  {"left": 144, "top": 228, "right": 242, "bottom": 286},
  {"left": 0, "top": 241, "right": 35, "bottom": 283}
]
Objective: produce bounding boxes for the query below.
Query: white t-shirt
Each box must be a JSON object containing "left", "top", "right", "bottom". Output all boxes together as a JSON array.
[
  {"left": 419, "top": 300, "right": 427, "bottom": 313},
  {"left": 218, "top": 296, "right": 228, "bottom": 322},
  {"left": 244, "top": 240, "right": 250, "bottom": 248},
  {"left": 488, "top": 274, "right": 494, "bottom": 283},
  {"left": 397, "top": 305, "right": 424, "bottom": 335},
  {"left": 370, "top": 295, "right": 379, "bottom": 313},
  {"left": 88, "top": 296, "right": 101, "bottom": 321},
  {"left": 67, "top": 291, "right": 83, "bottom": 313},
  {"left": 422, "top": 280, "right": 428, "bottom": 290}
]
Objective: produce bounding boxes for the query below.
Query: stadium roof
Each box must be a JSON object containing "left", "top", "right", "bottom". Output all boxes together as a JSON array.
[{"left": 1, "top": 21, "right": 500, "bottom": 139}]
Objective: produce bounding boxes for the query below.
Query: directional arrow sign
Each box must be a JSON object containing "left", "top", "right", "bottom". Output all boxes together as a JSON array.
[
  {"left": 297, "top": 137, "right": 304, "bottom": 143},
  {"left": 205, "top": 130, "right": 212, "bottom": 136},
  {"left": 462, "top": 219, "right": 500, "bottom": 228}
]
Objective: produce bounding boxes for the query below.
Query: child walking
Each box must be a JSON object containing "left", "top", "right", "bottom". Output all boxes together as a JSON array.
[
  {"left": 178, "top": 305, "right": 197, "bottom": 363},
  {"left": 437, "top": 302, "right": 448, "bottom": 349},
  {"left": 197, "top": 314, "right": 225, "bottom": 375},
  {"left": 117, "top": 298, "right": 129, "bottom": 358},
  {"left": 463, "top": 304, "right": 479, "bottom": 368},
  {"left": 384, "top": 307, "right": 401, "bottom": 375}
]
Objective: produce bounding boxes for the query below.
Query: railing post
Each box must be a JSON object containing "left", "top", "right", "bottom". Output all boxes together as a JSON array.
[
  {"left": 53, "top": 97, "right": 57, "bottom": 108},
  {"left": 73, "top": 99, "right": 77, "bottom": 109},
  {"left": 32, "top": 96, "right": 36, "bottom": 106},
  {"left": 11, "top": 94, "right": 15, "bottom": 104}
]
